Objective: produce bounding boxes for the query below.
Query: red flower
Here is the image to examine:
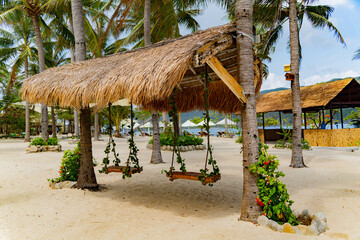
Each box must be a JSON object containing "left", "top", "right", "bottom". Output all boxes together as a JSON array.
[
  {"left": 263, "top": 161, "right": 270, "bottom": 165},
  {"left": 256, "top": 197, "right": 265, "bottom": 207}
]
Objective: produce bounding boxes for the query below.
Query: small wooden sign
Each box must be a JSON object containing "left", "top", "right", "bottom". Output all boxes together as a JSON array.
[{"left": 285, "top": 73, "right": 295, "bottom": 81}]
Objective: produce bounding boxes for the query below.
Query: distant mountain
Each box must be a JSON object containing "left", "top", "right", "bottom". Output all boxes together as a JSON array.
[
  {"left": 260, "top": 87, "right": 289, "bottom": 94},
  {"left": 260, "top": 76, "right": 360, "bottom": 95}
]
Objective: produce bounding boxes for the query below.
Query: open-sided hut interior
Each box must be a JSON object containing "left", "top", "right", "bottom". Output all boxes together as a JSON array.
[
  {"left": 254, "top": 78, "right": 360, "bottom": 147},
  {"left": 22, "top": 23, "right": 262, "bottom": 114}
]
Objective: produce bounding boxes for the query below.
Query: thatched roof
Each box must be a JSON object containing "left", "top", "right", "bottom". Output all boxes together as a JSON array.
[
  {"left": 255, "top": 78, "right": 360, "bottom": 113},
  {"left": 22, "top": 23, "right": 262, "bottom": 113}
]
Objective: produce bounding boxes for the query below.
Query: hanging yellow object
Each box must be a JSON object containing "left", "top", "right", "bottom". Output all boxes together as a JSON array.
[{"left": 284, "top": 64, "right": 291, "bottom": 72}]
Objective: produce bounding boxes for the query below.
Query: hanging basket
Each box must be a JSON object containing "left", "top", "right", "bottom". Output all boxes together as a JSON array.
[
  {"left": 166, "top": 171, "right": 221, "bottom": 185},
  {"left": 106, "top": 166, "right": 143, "bottom": 174}
]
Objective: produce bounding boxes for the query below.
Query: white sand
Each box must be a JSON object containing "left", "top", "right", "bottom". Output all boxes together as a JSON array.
[{"left": 0, "top": 136, "right": 359, "bottom": 240}]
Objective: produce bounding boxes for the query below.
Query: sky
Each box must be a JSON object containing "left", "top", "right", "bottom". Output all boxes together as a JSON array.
[{"left": 182, "top": 0, "right": 360, "bottom": 91}]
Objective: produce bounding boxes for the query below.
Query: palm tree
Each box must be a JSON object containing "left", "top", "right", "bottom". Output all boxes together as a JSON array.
[
  {"left": 0, "top": 0, "right": 65, "bottom": 141},
  {"left": 235, "top": 0, "right": 261, "bottom": 222},
  {"left": 353, "top": 49, "right": 360, "bottom": 60},
  {"left": 115, "top": 0, "right": 200, "bottom": 164},
  {"left": 0, "top": 14, "right": 38, "bottom": 141},
  {"left": 253, "top": 0, "right": 344, "bottom": 168},
  {"left": 71, "top": 0, "right": 98, "bottom": 189}
]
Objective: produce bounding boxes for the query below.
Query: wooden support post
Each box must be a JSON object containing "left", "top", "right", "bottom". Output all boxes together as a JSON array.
[
  {"left": 304, "top": 112, "right": 307, "bottom": 130},
  {"left": 340, "top": 107, "right": 344, "bottom": 129},
  {"left": 206, "top": 56, "right": 246, "bottom": 103},
  {"left": 279, "top": 111, "right": 282, "bottom": 128},
  {"left": 330, "top": 108, "right": 333, "bottom": 129},
  {"left": 322, "top": 109, "right": 325, "bottom": 123}
]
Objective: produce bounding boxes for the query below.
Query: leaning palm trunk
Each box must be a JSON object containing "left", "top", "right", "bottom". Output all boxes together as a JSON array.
[
  {"left": 236, "top": 0, "right": 261, "bottom": 222},
  {"left": 31, "top": 15, "right": 48, "bottom": 141},
  {"left": 289, "top": 0, "right": 305, "bottom": 168},
  {"left": 145, "top": 0, "right": 163, "bottom": 164},
  {"left": 71, "top": 0, "right": 98, "bottom": 188}
]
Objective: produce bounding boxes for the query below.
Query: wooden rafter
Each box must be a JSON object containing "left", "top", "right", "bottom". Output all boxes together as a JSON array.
[{"left": 205, "top": 56, "right": 246, "bottom": 103}]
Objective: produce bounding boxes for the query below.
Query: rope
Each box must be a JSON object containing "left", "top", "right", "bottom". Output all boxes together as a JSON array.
[
  {"left": 204, "top": 66, "right": 209, "bottom": 171},
  {"left": 236, "top": 30, "right": 254, "bottom": 43}
]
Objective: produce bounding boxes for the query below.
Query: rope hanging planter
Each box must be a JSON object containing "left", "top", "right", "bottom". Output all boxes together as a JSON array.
[
  {"left": 165, "top": 67, "right": 221, "bottom": 186},
  {"left": 99, "top": 102, "right": 143, "bottom": 178}
]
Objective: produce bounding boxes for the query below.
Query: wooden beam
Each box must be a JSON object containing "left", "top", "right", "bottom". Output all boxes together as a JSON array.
[
  {"left": 206, "top": 56, "right": 246, "bottom": 103},
  {"left": 194, "top": 34, "right": 233, "bottom": 67}
]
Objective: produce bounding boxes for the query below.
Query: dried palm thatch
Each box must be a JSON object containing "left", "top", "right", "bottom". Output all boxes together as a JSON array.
[
  {"left": 22, "top": 23, "right": 262, "bottom": 113},
  {"left": 255, "top": 78, "right": 359, "bottom": 113}
]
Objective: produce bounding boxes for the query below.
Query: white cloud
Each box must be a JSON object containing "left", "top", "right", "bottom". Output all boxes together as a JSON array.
[
  {"left": 261, "top": 70, "right": 359, "bottom": 91},
  {"left": 315, "top": 0, "right": 354, "bottom": 8},
  {"left": 300, "top": 70, "right": 360, "bottom": 86},
  {"left": 261, "top": 72, "right": 290, "bottom": 91}
]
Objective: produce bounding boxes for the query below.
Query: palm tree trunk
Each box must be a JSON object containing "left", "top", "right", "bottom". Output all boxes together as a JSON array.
[
  {"left": 178, "top": 113, "right": 182, "bottom": 135},
  {"left": 93, "top": 112, "right": 100, "bottom": 141},
  {"left": 77, "top": 107, "right": 98, "bottom": 188},
  {"left": 31, "top": 14, "right": 48, "bottom": 141},
  {"left": 150, "top": 111, "right": 164, "bottom": 164},
  {"left": 51, "top": 106, "right": 57, "bottom": 138},
  {"left": 225, "top": 115, "right": 229, "bottom": 134},
  {"left": 72, "top": 0, "right": 98, "bottom": 189},
  {"left": 236, "top": 0, "right": 261, "bottom": 222},
  {"left": 69, "top": 17, "right": 80, "bottom": 138},
  {"left": 289, "top": 0, "right": 305, "bottom": 168},
  {"left": 144, "top": 0, "right": 151, "bottom": 46},
  {"left": 144, "top": 0, "right": 163, "bottom": 163},
  {"left": 74, "top": 110, "right": 80, "bottom": 137},
  {"left": 162, "top": 111, "right": 168, "bottom": 128},
  {"left": 24, "top": 57, "right": 30, "bottom": 142}
]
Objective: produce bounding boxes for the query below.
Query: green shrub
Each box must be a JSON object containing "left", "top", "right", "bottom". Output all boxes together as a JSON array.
[
  {"left": 149, "top": 133, "right": 203, "bottom": 146},
  {"left": 249, "top": 143, "right": 298, "bottom": 226},
  {"left": 49, "top": 143, "right": 80, "bottom": 183},
  {"left": 30, "top": 137, "right": 46, "bottom": 146},
  {"left": 235, "top": 135, "right": 243, "bottom": 143},
  {"left": 46, "top": 137, "right": 59, "bottom": 146}
]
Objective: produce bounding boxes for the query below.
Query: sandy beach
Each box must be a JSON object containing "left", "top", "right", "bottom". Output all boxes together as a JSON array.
[{"left": 0, "top": 136, "right": 359, "bottom": 240}]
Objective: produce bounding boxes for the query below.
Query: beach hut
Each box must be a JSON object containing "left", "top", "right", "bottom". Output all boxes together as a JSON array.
[
  {"left": 22, "top": 23, "right": 262, "bottom": 190},
  {"left": 22, "top": 23, "right": 262, "bottom": 113},
  {"left": 252, "top": 78, "right": 360, "bottom": 147}
]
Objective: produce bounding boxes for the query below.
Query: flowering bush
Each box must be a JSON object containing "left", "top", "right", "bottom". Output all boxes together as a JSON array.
[
  {"left": 49, "top": 143, "right": 80, "bottom": 183},
  {"left": 249, "top": 143, "right": 298, "bottom": 225},
  {"left": 0, "top": 106, "right": 25, "bottom": 134}
]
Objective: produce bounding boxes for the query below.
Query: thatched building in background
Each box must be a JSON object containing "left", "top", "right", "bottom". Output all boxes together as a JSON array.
[
  {"left": 251, "top": 78, "right": 360, "bottom": 147},
  {"left": 22, "top": 23, "right": 262, "bottom": 114}
]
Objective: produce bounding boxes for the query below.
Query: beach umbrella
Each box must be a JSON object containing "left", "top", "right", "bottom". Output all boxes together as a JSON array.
[
  {"left": 182, "top": 120, "right": 197, "bottom": 128},
  {"left": 142, "top": 121, "right": 165, "bottom": 128},
  {"left": 216, "top": 118, "right": 236, "bottom": 125},
  {"left": 12, "top": 102, "right": 49, "bottom": 113},
  {"left": 196, "top": 120, "right": 216, "bottom": 127}
]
